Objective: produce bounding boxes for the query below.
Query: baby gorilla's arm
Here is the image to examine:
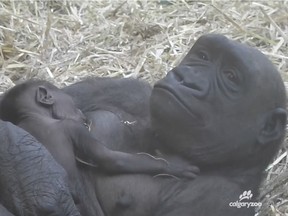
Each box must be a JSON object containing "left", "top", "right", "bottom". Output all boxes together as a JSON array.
[{"left": 69, "top": 121, "right": 199, "bottom": 179}]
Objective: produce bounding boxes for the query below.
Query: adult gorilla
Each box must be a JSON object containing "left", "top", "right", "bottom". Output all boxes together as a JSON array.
[
  {"left": 0, "top": 34, "right": 286, "bottom": 216},
  {"left": 64, "top": 34, "right": 287, "bottom": 216}
]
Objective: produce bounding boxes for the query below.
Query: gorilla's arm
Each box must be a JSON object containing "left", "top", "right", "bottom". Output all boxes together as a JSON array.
[
  {"left": 67, "top": 121, "right": 198, "bottom": 178},
  {"left": 0, "top": 120, "right": 81, "bottom": 216},
  {"left": 0, "top": 204, "right": 14, "bottom": 216}
]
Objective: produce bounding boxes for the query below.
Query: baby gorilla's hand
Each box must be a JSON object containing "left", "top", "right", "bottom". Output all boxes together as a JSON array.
[
  {"left": 160, "top": 162, "right": 199, "bottom": 179},
  {"left": 137, "top": 152, "right": 199, "bottom": 179}
]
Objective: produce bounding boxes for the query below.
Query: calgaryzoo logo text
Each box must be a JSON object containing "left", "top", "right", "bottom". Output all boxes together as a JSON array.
[{"left": 229, "top": 190, "right": 262, "bottom": 209}]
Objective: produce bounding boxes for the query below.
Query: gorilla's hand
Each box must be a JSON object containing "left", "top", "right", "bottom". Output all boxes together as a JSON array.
[{"left": 138, "top": 152, "right": 200, "bottom": 179}]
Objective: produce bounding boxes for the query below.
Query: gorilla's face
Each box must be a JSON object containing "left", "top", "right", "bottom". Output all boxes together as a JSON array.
[{"left": 150, "top": 34, "right": 286, "bottom": 166}]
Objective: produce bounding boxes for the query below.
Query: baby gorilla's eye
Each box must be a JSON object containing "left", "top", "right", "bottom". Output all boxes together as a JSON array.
[
  {"left": 223, "top": 70, "right": 239, "bottom": 84},
  {"left": 196, "top": 51, "right": 209, "bottom": 61}
]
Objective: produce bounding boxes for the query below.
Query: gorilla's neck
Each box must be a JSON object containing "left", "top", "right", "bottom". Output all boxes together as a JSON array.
[{"left": 153, "top": 132, "right": 263, "bottom": 191}]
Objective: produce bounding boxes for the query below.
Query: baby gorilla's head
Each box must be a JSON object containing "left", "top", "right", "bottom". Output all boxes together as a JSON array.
[{"left": 0, "top": 79, "right": 86, "bottom": 124}]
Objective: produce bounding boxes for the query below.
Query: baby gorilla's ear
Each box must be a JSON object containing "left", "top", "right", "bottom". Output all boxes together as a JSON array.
[{"left": 36, "top": 86, "right": 54, "bottom": 106}]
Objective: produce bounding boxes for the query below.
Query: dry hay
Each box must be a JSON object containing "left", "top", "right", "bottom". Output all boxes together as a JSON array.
[{"left": 0, "top": 1, "right": 288, "bottom": 215}]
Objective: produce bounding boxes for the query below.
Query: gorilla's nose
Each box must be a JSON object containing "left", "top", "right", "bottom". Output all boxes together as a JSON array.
[{"left": 170, "top": 66, "right": 210, "bottom": 98}]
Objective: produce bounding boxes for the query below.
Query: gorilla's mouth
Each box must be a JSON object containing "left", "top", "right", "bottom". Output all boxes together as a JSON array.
[{"left": 154, "top": 83, "right": 200, "bottom": 120}]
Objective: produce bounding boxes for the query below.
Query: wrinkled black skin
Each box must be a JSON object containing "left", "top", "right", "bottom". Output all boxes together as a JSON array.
[
  {"left": 64, "top": 34, "right": 287, "bottom": 216},
  {"left": 0, "top": 120, "right": 81, "bottom": 216}
]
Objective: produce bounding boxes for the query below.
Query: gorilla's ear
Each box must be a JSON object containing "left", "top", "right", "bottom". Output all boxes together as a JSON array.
[
  {"left": 258, "top": 108, "right": 287, "bottom": 145},
  {"left": 36, "top": 86, "right": 54, "bottom": 106}
]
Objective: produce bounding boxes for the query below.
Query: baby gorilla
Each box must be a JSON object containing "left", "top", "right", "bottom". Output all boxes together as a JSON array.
[{"left": 0, "top": 80, "right": 198, "bottom": 215}]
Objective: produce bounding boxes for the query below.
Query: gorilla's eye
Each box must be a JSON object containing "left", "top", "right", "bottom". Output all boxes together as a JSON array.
[
  {"left": 223, "top": 70, "right": 238, "bottom": 84},
  {"left": 196, "top": 51, "right": 209, "bottom": 61}
]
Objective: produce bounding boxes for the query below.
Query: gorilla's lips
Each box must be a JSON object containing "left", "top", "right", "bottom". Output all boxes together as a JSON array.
[{"left": 153, "top": 83, "right": 201, "bottom": 121}]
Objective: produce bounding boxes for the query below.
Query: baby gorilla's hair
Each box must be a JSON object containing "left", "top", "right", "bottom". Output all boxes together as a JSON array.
[{"left": 0, "top": 79, "right": 59, "bottom": 124}]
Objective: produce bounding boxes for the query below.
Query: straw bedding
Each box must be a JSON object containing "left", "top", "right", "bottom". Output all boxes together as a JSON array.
[{"left": 0, "top": 1, "right": 287, "bottom": 215}]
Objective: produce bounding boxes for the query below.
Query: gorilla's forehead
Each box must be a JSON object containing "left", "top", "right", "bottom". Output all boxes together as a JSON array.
[
  {"left": 195, "top": 34, "right": 258, "bottom": 60},
  {"left": 192, "top": 34, "right": 274, "bottom": 76},
  {"left": 196, "top": 34, "right": 248, "bottom": 51}
]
